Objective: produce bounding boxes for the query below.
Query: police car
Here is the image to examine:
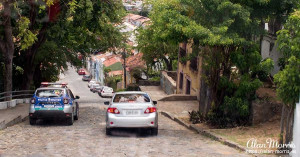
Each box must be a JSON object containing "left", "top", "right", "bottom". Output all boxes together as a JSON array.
[{"left": 29, "top": 82, "right": 80, "bottom": 125}]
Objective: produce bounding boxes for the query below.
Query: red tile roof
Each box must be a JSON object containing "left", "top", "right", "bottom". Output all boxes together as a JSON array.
[
  {"left": 126, "top": 53, "right": 145, "bottom": 71},
  {"left": 103, "top": 56, "right": 121, "bottom": 67}
]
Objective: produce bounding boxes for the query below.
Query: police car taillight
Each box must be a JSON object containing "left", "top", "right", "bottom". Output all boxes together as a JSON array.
[
  {"left": 30, "top": 98, "right": 36, "bottom": 104},
  {"left": 63, "top": 98, "right": 69, "bottom": 104},
  {"left": 40, "top": 82, "right": 49, "bottom": 87}
]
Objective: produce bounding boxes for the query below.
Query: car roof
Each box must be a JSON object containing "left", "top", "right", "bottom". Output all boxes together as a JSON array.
[
  {"left": 36, "top": 87, "right": 67, "bottom": 90},
  {"left": 114, "top": 91, "right": 147, "bottom": 95}
]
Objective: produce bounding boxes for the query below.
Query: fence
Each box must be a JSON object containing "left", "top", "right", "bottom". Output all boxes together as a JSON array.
[{"left": 0, "top": 90, "right": 35, "bottom": 102}]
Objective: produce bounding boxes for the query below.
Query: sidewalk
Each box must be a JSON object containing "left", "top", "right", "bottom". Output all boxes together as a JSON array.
[
  {"left": 140, "top": 86, "right": 276, "bottom": 156},
  {"left": 0, "top": 103, "right": 29, "bottom": 130}
]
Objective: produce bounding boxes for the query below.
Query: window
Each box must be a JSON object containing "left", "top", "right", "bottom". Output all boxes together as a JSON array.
[
  {"left": 189, "top": 56, "right": 198, "bottom": 71},
  {"left": 179, "top": 72, "right": 183, "bottom": 89},
  {"left": 179, "top": 43, "right": 187, "bottom": 57},
  {"left": 113, "top": 94, "right": 150, "bottom": 103},
  {"left": 186, "top": 79, "right": 191, "bottom": 95},
  {"left": 68, "top": 89, "right": 75, "bottom": 99},
  {"left": 36, "top": 89, "right": 64, "bottom": 97}
]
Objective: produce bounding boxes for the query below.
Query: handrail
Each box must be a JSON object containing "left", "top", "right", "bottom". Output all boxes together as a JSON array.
[
  {"left": 0, "top": 90, "right": 35, "bottom": 96},
  {"left": 0, "top": 90, "right": 35, "bottom": 102}
]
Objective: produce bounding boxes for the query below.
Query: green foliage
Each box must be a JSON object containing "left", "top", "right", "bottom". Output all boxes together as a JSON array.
[
  {"left": 149, "top": 76, "right": 160, "bottom": 81},
  {"left": 274, "top": 57, "right": 300, "bottom": 106},
  {"left": 17, "top": 17, "right": 37, "bottom": 50},
  {"left": 145, "top": 0, "right": 297, "bottom": 127},
  {"left": 126, "top": 83, "right": 141, "bottom": 91},
  {"left": 107, "top": 62, "right": 123, "bottom": 71},
  {"left": 105, "top": 75, "right": 122, "bottom": 91},
  {"left": 130, "top": 67, "right": 146, "bottom": 83},
  {"left": 4, "top": 0, "right": 126, "bottom": 89},
  {"left": 189, "top": 110, "right": 205, "bottom": 124},
  {"left": 104, "top": 67, "right": 112, "bottom": 73},
  {"left": 275, "top": 10, "right": 300, "bottom": 106}
]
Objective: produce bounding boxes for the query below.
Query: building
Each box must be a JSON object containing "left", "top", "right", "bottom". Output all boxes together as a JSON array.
[
  {"left": 123, "top": 53, "right": 147, "bottom": 87},
  {"left": 176, "top": 42, "right": 202, "bottom": 99}
]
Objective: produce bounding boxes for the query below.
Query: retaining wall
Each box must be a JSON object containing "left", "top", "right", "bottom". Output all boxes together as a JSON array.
[
  {"left": 160, "top": 71, "right": 177, "bottom": 95},
  {"left": 0, "top": 98, "right": 31, "bottom": 110}
]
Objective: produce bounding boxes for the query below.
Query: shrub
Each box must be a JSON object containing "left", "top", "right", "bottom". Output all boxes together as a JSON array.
[
  {"left": 126, "top": 83, "right": 141, "bottom": 91},
  {"left": 189, "top": 110, "right": 205, "bottom": 124},
  {"left": 149, "top": 76, "right": 160, "bottom": 81}
]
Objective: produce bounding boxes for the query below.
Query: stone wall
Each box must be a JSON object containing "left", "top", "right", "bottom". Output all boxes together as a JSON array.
[
  {"left": 160, "top": 71, "right": 176, "bottom": 95},
  {"left": 139, "top": 80, "right": 160, "bottom": 86},
  {"left": 250, "top": 98, "right": 283, "bottom": 125}
]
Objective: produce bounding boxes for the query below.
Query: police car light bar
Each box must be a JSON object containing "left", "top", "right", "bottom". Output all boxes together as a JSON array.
[{"left": 40, "top": 82, "right": 68, "bottom": 87}]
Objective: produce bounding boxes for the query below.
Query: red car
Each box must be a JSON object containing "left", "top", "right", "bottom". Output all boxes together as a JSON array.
[{"left": 78, "top": 68, "right": 86, "bottom": 75}]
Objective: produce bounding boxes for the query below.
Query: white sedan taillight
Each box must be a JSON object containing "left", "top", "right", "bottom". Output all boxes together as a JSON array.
[
  {"left": 107, "top": 107, "right": 120, "bottom": 114},
  {"left": 144, "top": 107, "right": 156, "bottom": 114}
]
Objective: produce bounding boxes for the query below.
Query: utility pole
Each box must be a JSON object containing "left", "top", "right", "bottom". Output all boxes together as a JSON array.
[{"left": 122, "top": 51, "right": 127, "bottom": 89}]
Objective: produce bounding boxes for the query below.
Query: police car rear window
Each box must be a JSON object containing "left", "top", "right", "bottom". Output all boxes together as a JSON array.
[{"left": 36, "top": 89, "right": 64, "bottom": 97}]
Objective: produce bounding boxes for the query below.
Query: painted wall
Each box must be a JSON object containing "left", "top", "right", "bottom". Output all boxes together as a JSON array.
[
  {"left": 261, "top": 35, "right": 282, "bottom": 76},
  {"left": 176, "top": 43, "right": 202, "bottom": 100}
]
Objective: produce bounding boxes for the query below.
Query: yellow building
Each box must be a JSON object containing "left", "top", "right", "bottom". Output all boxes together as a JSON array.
[{"left": 176, "top": 42, "right": 202, "bottom": 100}]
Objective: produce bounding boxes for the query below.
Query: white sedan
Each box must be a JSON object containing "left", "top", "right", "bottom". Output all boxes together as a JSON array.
[{"left": 104, "top": 91, "right": 158, "bottom": 136}]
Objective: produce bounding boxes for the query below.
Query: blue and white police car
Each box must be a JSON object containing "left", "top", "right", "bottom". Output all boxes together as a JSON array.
[{"left": 29, "top": 82, "right": 80, "bottom": 125}]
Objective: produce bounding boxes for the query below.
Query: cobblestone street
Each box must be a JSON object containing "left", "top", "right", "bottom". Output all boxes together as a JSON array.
[{"left": 0, "top": 67, "right": 251, "bottom": 157}]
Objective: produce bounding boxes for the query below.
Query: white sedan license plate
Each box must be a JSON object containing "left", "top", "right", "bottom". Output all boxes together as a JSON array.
[{"left": 126, "top": 110, "right": 139, "bottom": 115}]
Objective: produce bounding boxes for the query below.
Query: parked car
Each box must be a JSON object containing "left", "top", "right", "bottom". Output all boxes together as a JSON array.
[
  {"left": 104, "top": 91, "right": 158, "bottom": 136},
  {"left": 88, "top": 80, "right": 96, "bottom": 88},
  {"left": 82, "top": 75, "right": 91, "bottom": 81},
  {"left": 78, "top": 68, "right": 85, "bottom": 75},
  {"left": 97, "top": 86, "right": 106, "bottom": 96},
  {"left": 99, "top": 87, "right": 114, "bottom": 97},
  {"left": 90, "top": 83, "right": 100, "bottom": 92},
  {"left": 92, "top": 86, "right": 102, "bottom": 93},
  {"left": 29, "top": 82, "right": 80, "bottom": 125}
]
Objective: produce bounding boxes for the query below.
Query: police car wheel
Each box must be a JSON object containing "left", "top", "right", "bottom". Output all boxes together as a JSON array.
[
  {"left": 66, "top": 114, "right": 74, "bottom": 125},
  {"left": 74, "top": 106, "right": 79, "bottom": 120},
  {"left": 29, "top": 117, "right": 37, "bottom": 125}
]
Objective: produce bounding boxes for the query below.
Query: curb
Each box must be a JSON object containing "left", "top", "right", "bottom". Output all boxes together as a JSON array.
[
  {"left": 0, "top": 115, "right": 28, "bottom": 131},
  {"left": 160, "top": 111, "right": 247, "bottom": 152}
]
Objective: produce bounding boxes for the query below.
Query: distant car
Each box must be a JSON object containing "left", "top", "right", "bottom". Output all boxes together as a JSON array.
[
  {"left": 99, "top": 87, "right": 114, "bottom": 97},
  {"left": 97, "top": 86, "right": 106, "bottom": 95},
  {"left": 78, "top": 68, "right": 85, "bottom": 75},
  {"left": 29, "top": 82, "right": 80, "bottom": 125},
  {"left": 82, "top": 75, "right": 91, "bottom": 81},
  {"left": 88, "top": 80, "right": 96, "bottom": 88},
  {"left": 104, "top": 91, "right": 158, "bottom": 136},
  {"left": 92, "top": 86, "right": 102, "bottom": 93},
  {"left": 90, "top": 83, "right": 100, "bottom": 92}
]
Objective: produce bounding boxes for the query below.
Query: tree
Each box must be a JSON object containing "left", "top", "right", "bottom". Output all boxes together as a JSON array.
[
  {"left": 1, "top": 0, "right": 125, "bottom": 92},
  {"left": 275, "top": 10, "right": 300, "bottom": 146},
  {"left": 0, "top": 1, "right": 16, "bottom": 99},
  {"left": 137, "top": 26, "right": 178, "bottom": 71},
  {"left": 145, "top": 0, "right": 286, "bottom": 127}
]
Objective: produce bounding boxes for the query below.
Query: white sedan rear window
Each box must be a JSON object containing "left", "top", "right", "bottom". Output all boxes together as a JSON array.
[{"left": 113, "top": 94, "right": 150, "bottom": 103}]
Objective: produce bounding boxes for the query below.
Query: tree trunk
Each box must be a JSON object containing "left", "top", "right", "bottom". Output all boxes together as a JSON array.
[
  {"left": 0, "top": 1, "right": 14, "bottom": 100},
  {"left": 285, "top": 106, "right": 295, "bottom": 146},
  {"left": 21, "top": 24, "right": 48, "bottom": 90},
  {"left": 162, "top": 56, "right": 172, "bottom": 71},
  {"left": 279, "top": 105, "right": 286, "bottom": 146},
  {"left": 199, "top": 63, "right": 213, "bottom": 115}
]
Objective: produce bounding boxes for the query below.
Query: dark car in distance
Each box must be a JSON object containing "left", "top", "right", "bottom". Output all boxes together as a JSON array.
[{"left": 82, "top": 75, "right": 91, "bottom": 81}]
